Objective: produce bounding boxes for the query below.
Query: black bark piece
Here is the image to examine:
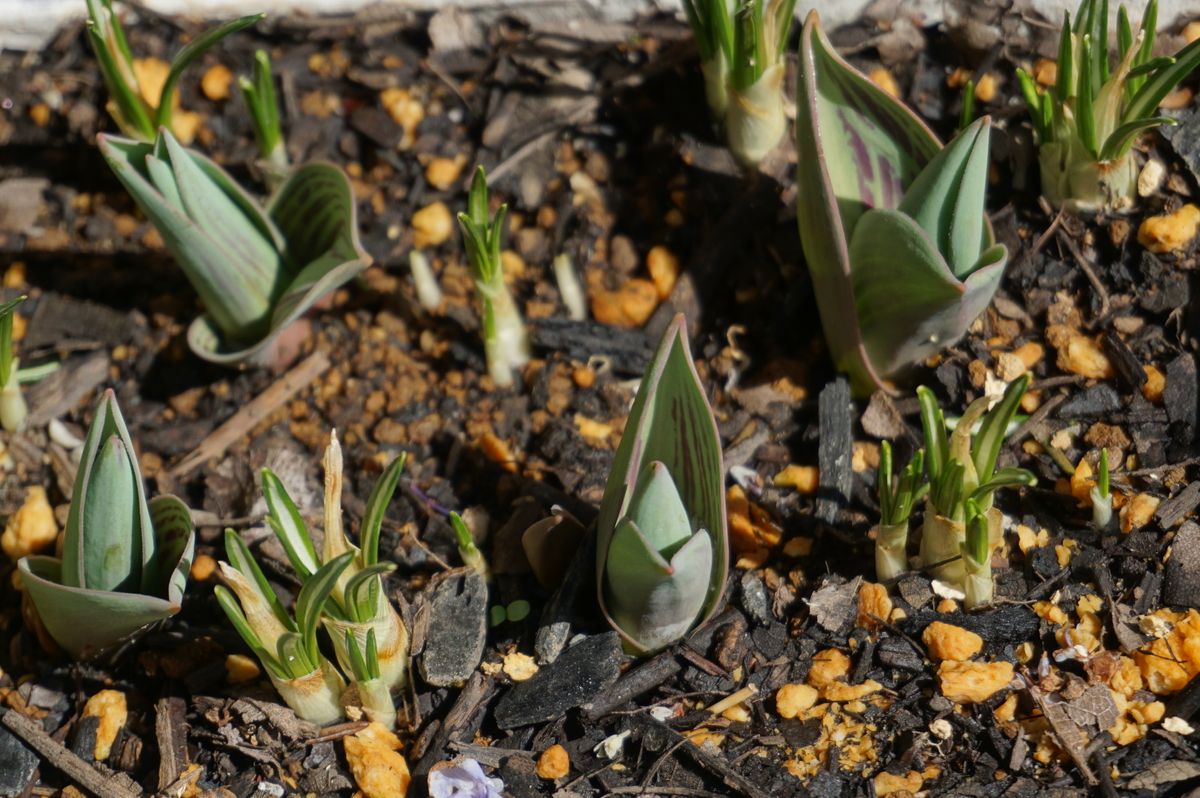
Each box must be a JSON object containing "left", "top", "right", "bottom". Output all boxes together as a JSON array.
[
  {"left": 1164, "top": 521, "right": 1200, "bottom": 609},
  {"left": 584, "top": 653, "right": 680, "bottom": 719},
  {"left": 1158, "top": 483, "right": 1200, "bottom": 530},
  {"left": 0, "top": 725, "right": 37, "bottom": 798},
  {"left": 1056, "top": 384, "right": 1121, "bottom": 420},
  {"left": 534, "top": 525, "right": 597, "bottom": 664},
  {"left": 22, "top": 293, "right": 140, "bottom": 351},
  {"left": 1165, "top": 354, "right": 1197, "bottom": 444},
  {"left": 494, "top": 632, "right": 624, "bottom": 729},
  {"left": 1100, "top": 332, "right": 1147, "bottom": 395},
  {"left": 529, "top": 318, "right": 654, "bottom": 376},
  {"left": 1136, "top": 251, "right": 1190, "bottom": 313},
  {"left": 905, "top": 605, "right": 1039, "bottom": 647},
  {"left": 817, "top": 378, "right": 853, "bottom": 525},
  {"left": 418, "top": 569, "right": 489, "bottom": 687}
]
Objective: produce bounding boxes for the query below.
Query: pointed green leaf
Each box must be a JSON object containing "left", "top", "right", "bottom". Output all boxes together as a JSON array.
[
  {"left": 896, "top": 117, "right": 991, "bottom": 277},
  {"left": 917, "top": 386, "right": 949, "bottom": 481},
  {"left": 224, "top": 528, "right": 296, "bottom": 632},
  {"left": 360, "top": 453, "right": 406, "bottom": 566},
  {"left": 155, "top": 14, "right": 264, "bottom": 129},
  {"left": 849, "top": 207, "right": 1005, "bottom": 378},
  {"left": 261, "top": 468, "right": 319, "bottom": 579},
  {"left": 297, "top": 551, "right": 354, "bottom": 665},
  {"left": 1124, "top": 36, "right": 1200, "bottom": 123},
  {"left": 216, "top": 584, "right": 286, "bottom": 679},
  {"left": 971, "top": 372, "right": 1030, "bottom": 482},
  {"left": 1100, "top": 116, "right": 1175, "bottom": 161},
  {"left": 1077, "top": 36, "right": 1099, "bottom": 157},
  {"left": 1057, "top": 12, "right": 1075, "bottom": 103},
  {"left": 345, "top": 563, "right": 395, "bottom": 622},
  {"left": 624, "top": 462, "right": 695, "bottom": 553}
]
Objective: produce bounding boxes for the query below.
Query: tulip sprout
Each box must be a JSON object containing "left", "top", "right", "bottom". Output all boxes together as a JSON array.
[
  {"left": 449, "top": 511, "right": 489, "bottom": 579},
  {"left": 1017, "top": 0, "right": 1200, "bottom": 212},
  {"left": 1092, "top": 448, "right": 1116, "bottom": 532},
  {"left": 875, "top": 443, "right": 928, "bottom": 581},
  {"left": 99, "top": 129, "right": 371, "bottom": 366},
  {"left": 456, "top": 166, "right": 530, "bottom": 389},
  {"left": 342, "top": 629, "right": 395, "bottom": 728},
  {"left": 18, "top": 391, "right": 195, "bottom": 658},
  {"left": 916, "top": 375, "right": 1036, "bottom": 609},
  {"left": 86, "top": 0, "right": 261, "bottom": 141},
  {"left": 596, "top": 315, "right": 727, "bottom": 655},
  {"left": 796, "top": 11, "right": 1007, "bottom": 396},
  {"left": 239, "top": 49, "right": 289, "bottom": 190},
  {"left": 217, "top": 534, "right": 350, "bottom": 724},
  {"left": 682, "top": 0, "right": 796, "bottom": 167}
]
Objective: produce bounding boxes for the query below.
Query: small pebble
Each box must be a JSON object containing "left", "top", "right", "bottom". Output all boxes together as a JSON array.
[
  {"left": 870, "top": 67, "right": 900, "bottom": 98},
  {"left": 190, "top": 553, "right": 217, "bottom": 581},
  {"left": 774, "top": 465, "right": 819, "bottom": 494},
  {"left": 1, "top": 486, "right": 57, "bottom": 561},
  {"left": 937, "top": 661, "right": 1013, "bottom": 704},
  {"left": 1138, "top": 204, "right": 1200, "bottom": 254},
  {"left": 412, "top": 202, "right": 453, "bottom": 248},
  {"left": 200, "top": 64, "right": 233, "bottom": 102},
  {"left": 344, "top": 723, "right": 410, "bottom": 798},
  {"left": 82, "top": 689, "right": 127, "bottom": 761},
  {"left": 646, "top": 245, "right": 679, "bottom": 300},
  {"left": 775, "top": 684, "right": 819, "bottom": 719},
  {"left": 536, "top": 744, "right": 570, "bottom": 780},
  {"left": 1138, "top": 159, "right": 1166, "bottom": 198},
  {"left": 1143, "top": 364, "right": 1166, "bottom": 403},
  {"left": 807, "top": 649, "right": 851, "bottom": 688},
  {"left": 425, "top": 155, "right": 466, "bottom": 191},
  {"left": 225, "top": 654, "right": 261, "bottom": 684},
  {"left": 923, "top": 621, "right": 983, "bottom": 661}
]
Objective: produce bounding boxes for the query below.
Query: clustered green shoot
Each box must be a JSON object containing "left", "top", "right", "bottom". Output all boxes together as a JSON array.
[
  {"left": 217, "top": 432, "right": 409, "bottom": 727},
  {"left": 238, "top": 49, "right": 289, "bottom": 189},
  {"left": 916, "top": 375, "right": 1036, "bottom": 609},
  {"left": 875, "top": 375, "right": 1036, "bottom": 609},
  {"left": 1092, "top": 448, "right": 1116, "bottom": 532},
  {"left": 456, "top": 167, "right": 531, "bottom": 389},
  {"left": 874, "top": 442, "right": 928, "bottom": 581},
  {"left": 86, "top": 0, "right": 261, "bottom": 141},
  {"left": 682, "top": 0, "right": 797, "bottom": 166},
  {"left": 1017, "top": 0, "right": 1200, "bottom": 212}
]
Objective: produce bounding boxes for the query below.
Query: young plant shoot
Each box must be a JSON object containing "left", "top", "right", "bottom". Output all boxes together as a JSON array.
[
  {"left": 875, "top": 442, "right": 928, "bottom": 581},
  {"left": 596, "top": 314, "right": 728, "bottom": 655},
  {"left": 456, "top": 167, "right": 530, "bottom": 388},
  {"left": 86, "top": 0, "right": 261, "bottom": 142},
  {"left": 1017, "top": 0, "right": 1200, "bottom": 211},
  {"left": 217, "top": 533, "right": 351, "bottom": 724},
  {"left": 99, "top": 129, "right": 370, "bottom": 366},
  {"left": 449, "top": 511, "right": 489, "bottom": 580},
  {"left": 19, "top": 391, "right": 195, "bottom": 658},
  {"left": 238, "top": 49, "right": 289, "bottom": 189},
  {"left": 262, "top": 432, "right": 410, "bottom": 694},
  {"left": 341, "top": 629, "right": 395, "bottom": 728},
  {"left": 682, "top": 0, "right": 797, "bottom": 166},
  {"left": 916, "top": 374, "right": 1036, "bottom": 609},
  {"left": 1092, "top": 448, "right": 1116, "bottom": 532},
  {"left": 796, "top": 11, "right": 1008, "bottom": 396},
  {"left": 0, "top": 296, "right": 29, "bottom": 431}
]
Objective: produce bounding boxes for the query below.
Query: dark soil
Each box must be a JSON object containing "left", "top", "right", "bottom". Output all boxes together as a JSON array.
[{"left": 2, "top": 2, "right": 1200, "bottom": 796}]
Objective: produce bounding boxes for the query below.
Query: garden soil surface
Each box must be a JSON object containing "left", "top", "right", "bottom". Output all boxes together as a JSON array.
[{"left": 3, "top": 1, "right": 1200, "bottom": 796}]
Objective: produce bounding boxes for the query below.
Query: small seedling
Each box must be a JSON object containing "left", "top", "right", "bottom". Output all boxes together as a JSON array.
[
  {"left": 457, "top": 167, "right": 531, "bottom": 388},
  {"left": 489, "top": 600, "right": 531, "bottom": 627},
  {"left": 238, "top": 49, "right": 288, "bottom": 189},
  {"left": 874, "top": 442, "right": 928, "bottom": 581},
  {"left": 449, "top": 511, "right": 489, "bottom": 579},
  {"left": 1092, "top": 448, "right": 1116, "bottom": 532}
]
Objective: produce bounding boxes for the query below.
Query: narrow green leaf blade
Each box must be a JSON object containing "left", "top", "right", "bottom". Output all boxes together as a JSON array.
[{"left": 260, "top": 468, "right": 320, "bottom": 579}]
